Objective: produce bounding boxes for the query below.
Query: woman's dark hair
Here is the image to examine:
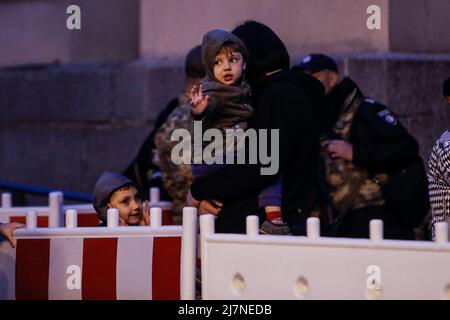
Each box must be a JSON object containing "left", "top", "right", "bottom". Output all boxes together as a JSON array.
[
  {"left": 232, "top": 20, "right": 290, "bottom": 86},
  {"left": 443, "top": 77, "right": 450, "bottom": 98}
]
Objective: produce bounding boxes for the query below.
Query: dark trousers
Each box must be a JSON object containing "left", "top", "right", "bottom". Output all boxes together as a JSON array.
[{"left": 335, "top": 205, "right": 415, "bottom": 240}]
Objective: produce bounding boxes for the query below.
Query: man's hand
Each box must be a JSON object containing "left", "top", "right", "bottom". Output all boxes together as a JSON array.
[
  {"left": 186, "top": 189, "right": 200, "bottom": 207},
  {"left": 198, "top": 200, "right": 223, "bottom": 216},
  {"left": 187, "top": 190, "right": 223, "bottom": 216},
  {"left": 325, "top": 140, "right": 353, "bottom": 161},
  {"left": 0, "top": 222, "right": 25, "bottom": 248}
]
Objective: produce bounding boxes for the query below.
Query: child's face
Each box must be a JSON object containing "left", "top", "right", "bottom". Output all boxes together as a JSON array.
[
  {"left": 108, "top": 186, "right": 142, "bottom": 226},
  {"left": 213, "top": 50, "right": 245, "bottom": 85}
]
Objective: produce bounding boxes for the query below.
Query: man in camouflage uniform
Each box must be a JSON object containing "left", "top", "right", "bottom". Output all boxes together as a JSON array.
[
  {"left": 153, "top": 46, "right": 205, "bottom": 224},
  {"left": 123, "top": 45, "right": 205, "bottom": 208},
  {"left": 154, "top": 103, "right": 194, "bottom": 224},
  {"left": 298, "top": 53, "right": 422, "bottom": 239}
]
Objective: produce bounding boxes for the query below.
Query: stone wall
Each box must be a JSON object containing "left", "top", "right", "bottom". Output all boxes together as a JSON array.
[
  {"left": 139, "top": 0, "right": 390, "bottom": 59},
  {"left": 3, "top": 0, "right": 450, "bottom": 67},
  {"left": 0, "top": 59, "right": 184, "bottom": 197},
  {"left": 0, "top": 0, "right": 139, "bottom": 66}
]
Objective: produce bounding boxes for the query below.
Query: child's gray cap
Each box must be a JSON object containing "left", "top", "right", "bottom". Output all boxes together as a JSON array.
[{"left": 92, "top": 171, "right": 133, "bottom": 222}]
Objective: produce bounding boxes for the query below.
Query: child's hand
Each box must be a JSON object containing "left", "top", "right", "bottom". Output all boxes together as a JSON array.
[
  {"left": 190, "top": 84, "right": 209, "bottom": 115},
  {"left": 186, "top": 190, "right": 223, "bottom": 216},
  {"left": 0, "top": 222, "right": 25, "bottom": 248},
  {"left": 140, "top": 200, "right": 150, "bottom": 226}
]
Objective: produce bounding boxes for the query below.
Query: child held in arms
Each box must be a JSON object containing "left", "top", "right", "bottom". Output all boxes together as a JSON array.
[{"left": 189, "top": 29, "right": 287, "bottom": 235}]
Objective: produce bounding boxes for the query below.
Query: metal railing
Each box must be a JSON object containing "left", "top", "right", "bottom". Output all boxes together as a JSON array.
[{"left": 0, "top": 180, "right": 92, "bottom": 203}]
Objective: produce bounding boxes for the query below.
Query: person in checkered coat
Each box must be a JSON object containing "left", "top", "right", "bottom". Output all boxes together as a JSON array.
[{"left": 428, "top": 77, "right": 450, "bottom": 239}]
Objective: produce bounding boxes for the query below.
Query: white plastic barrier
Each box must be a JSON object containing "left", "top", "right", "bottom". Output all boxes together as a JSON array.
[
  {"left": 0, "top": 192, "right": 99, "bottom": 227},
  {"left": 200, "top": 215, "right": 450, "bottom": 300},
  {"left": 149, "top": 187, "right": 176, "bottom": 225},
  {"left": 0, "top": 188, "right": 175, "bottom": 227},
  {"left": 0, "top": 207, "right": 197, "bottom": 300},
  {"left": 1, "top": 193, "right": 12, "bottom": 208}
]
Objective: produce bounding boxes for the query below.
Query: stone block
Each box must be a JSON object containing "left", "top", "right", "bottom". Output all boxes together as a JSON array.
[
  {"left": 0, "top": 65, "right": 117, "bottom": 121},
  {"left": 0, "top": 125, "right": 149, "bottom": 194},
  {"left": 345, "top": 55, "right": 389, "bottom": 104}
]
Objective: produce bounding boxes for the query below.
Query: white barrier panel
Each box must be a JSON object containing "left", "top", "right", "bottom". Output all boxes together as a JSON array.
[
  {"left": 149, "top": 201, "right": 175, "bottom": 226},
  {"left": 200, "top": 215, "right": 450, "bottom": 300},
  {"left": 0, "top": 207, "right": 197, "bottom": 300},
  {"left": 149, "top": 186, "right": 176, "bottom": 225}
]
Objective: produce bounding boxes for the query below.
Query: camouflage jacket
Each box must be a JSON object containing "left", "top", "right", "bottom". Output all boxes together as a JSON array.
[
  {"left": 321, "top": 87, "right": 386, "bottom": 215},
  {"left": 154, "top": 103, "right": 194, "bottom": 223}
]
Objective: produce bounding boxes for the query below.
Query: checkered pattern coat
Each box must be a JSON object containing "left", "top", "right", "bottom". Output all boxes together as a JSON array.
[{"left": 428, "top": 130, "right": 450, "bottom": 239}]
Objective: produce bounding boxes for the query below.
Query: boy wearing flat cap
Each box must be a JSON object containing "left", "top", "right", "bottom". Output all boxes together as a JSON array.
[{"left": 93, "top": 171, "right": 149, "bottom": 226}]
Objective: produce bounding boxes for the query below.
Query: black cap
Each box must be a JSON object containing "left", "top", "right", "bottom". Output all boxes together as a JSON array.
[
  {"left": 185, "top": 45, "right": 205, "bottom": 79},
  {"left": 443, "top": 77, "right": 450, "bottom": 98},
  {"left": 297, "top": 53, "right": 338, "bottom": 73}
]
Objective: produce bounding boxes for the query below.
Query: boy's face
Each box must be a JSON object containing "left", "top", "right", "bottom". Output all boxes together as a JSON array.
[
  {"left": 108, "top": 186, "right": 142, "bottom": 226},
  {"left": 213, "top": 50, "right": 245, "bottom": 85}
]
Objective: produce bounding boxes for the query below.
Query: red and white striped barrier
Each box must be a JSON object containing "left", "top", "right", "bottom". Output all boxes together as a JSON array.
[
  {"left": 0, "top": 188, "right": 176, "bottom": 227},
  {"left": 149, "top": 188, "right": 175, "bottom": 226},
  {"left": 0, "top": 192, "right": 99, "bottom": 227},
  {"left": 0, "top": 207, "right": 197, "bottom": 300},
  {"left": 200, "top": 215, "right": 450, "bottom": 300}
]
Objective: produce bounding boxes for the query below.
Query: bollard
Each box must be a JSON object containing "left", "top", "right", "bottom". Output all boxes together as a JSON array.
[
  {"left": 49, "top": 191, "right": 64, "bottom": 228},
  {"left": 150, "top": 207, "right": 162, "bottom": 227},
  {"left": 307, "top": 217, "right": 320, "bottom": 239},
  {"left": 26, "top": 211, "right": 37, "bottom": 229},
  {"left": 1, "top": 193, "right": 12, "bottom": 208},
  {"left": 65, "top": 209, "right": 78, "bottom": 229},
  {"left": 181, "top": 207, "right": 197, "bottom": 300},
  {"left": 435, "top": 222, "right": 448, "bottom": 245},
  {"left": 150, "top": 187, "right": 160, "bottom": 203},
  {"left": 370, "top": 220, "right": 384, "bottom": 241},
  {"left": 107, "top": 208, "right": 119, "bottom": 228},
  {"left": 199, "top": 214, "right": 215, "bottom": 300},
  {"left": 246, "top": 215, "right": 259, "bottom": 237}
]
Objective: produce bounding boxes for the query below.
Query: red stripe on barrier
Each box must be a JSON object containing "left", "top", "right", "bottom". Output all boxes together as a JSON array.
[
  {"left": 10, "top": 216, "right": 48, "bottom": 227},
  {"left": 82, "top": 238, "right": 117, "bottom": 300},
  {"left": 76, "top": 213, "right": 100, "bottom": 227},
  {"left": 162, "top": 209, "right": 174, "bottom": 225},
  {"left": 152, "top": 236, "right": 181, "bottom": 300},
  {"left": 15, "top": 239, "right": 50, "bottom": 300}
]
